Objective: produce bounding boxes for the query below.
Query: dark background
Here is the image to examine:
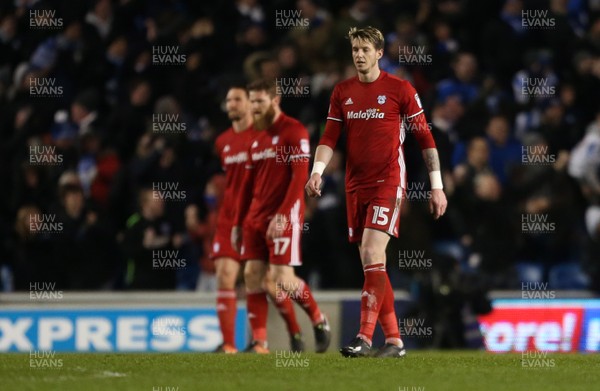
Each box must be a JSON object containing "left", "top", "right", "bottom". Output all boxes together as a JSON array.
[{"left": 0, "top": 0, "right": 599, "bottom": 293}]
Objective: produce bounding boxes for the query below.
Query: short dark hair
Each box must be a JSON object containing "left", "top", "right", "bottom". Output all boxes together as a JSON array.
[
  {"left": 247, "top": 79, "right": 277, "bottom": 97},
  {"left": 227, "top": 84, "right": 248, "bottom": 96}
]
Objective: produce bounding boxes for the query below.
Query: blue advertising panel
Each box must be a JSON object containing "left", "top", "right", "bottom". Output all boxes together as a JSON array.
[
  {"left": 0, "top": 307, "right": 247, "bottom": 352},
  {"left": 580, "top": 306, "right": 600, "bottom": 352}
]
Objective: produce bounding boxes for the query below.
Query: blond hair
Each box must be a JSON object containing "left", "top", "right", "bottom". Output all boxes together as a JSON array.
[{"left": 348, "top": 26, "right": 385, "bottom": 50}]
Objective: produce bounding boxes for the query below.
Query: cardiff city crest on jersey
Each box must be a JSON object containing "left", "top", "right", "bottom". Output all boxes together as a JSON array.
[
  {"left": 223, "top": 144, "right": 230, "bottom": 152},
  {"left": 377, "top": 95, "right": 387, "bottom": 104},
  {"left": 272, "top": 136, "right": 279, "bottom": 145},
  {"left": 300, "top": 139, "right": 310, "bottom": 154}
]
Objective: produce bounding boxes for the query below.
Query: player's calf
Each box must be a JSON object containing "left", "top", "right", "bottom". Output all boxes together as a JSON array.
[
  {"left": 244, "top": 260, "right": 269, "bottom": 348},
  {"left": 271, "top": 267, "right": 331, "bottom": 353}
]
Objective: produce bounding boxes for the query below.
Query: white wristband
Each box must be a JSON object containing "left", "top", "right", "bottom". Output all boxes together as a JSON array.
[
  {"left": 429, "top": 170, "right": 443, "bottom": 189},
  {"left": 311, "top": 161, "right": 326, "bottom": 176}
]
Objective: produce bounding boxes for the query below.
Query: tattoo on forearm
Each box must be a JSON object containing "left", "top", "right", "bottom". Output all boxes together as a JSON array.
[{"left": 423, "top": 148, "right": 440, "bottom": 172}]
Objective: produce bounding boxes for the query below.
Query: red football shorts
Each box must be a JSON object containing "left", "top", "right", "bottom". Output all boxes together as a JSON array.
[
  {"left": 345, "top": 184, "right": 403, "bottom": 243},
  {"left": 210, "top": 223, "right": 242, "bottom": 262},
  {"left": 241, "top": 215, "right": 303, "bottom": 266}
]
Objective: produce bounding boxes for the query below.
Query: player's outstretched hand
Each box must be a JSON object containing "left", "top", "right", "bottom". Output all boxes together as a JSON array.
[
  {"left": 231, "top": 226, "right": 242, "bottom": 253},
  {"left": 429, "top": 189, "right": 447, "bottom": 220},
  {"left": 305, "top": 173, "right": 322, "bottom": 197}
]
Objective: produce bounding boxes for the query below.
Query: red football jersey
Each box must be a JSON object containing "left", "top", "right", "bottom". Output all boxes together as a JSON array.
[
  {"left": 235, "top": 113, "right": 310, "bottom": 226},
  {"left": 214, "top": 126, "right": 257, "bottom": 228},
  {"left": 320, "top": 71, "right": 435, "bottom": 191}
]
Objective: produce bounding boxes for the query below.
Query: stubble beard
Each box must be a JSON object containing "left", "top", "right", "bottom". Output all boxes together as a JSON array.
[
  {"left": 228, "top": 111, "right": 242, "bottom": 122},
  {"left": 253, "top": 105, "right": 275, "bottom": 130}
]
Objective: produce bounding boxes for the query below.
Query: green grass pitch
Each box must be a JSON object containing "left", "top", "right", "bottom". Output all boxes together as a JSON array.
[{"left": 2, "top": 351, "right": 599, "bottom": 391}]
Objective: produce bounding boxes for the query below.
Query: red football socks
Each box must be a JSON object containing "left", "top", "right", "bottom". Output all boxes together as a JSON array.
[
  {"left": 216, "top": 289, "right": 237, "bottom": 346},
  {"left": 358, "top": 263, "right": 387, "bottom": 346},
  {"left": 247, "top": 290, "right": 268, "bottom": 343},
  {"left": 273, "top": 292, "right": 301, "bottom": 335},
  {"left": 378, "top": 274, "right": 401, "bottom": 345},
  {"left": 291, "top": 279, "right": 323, "bottom": 325}
]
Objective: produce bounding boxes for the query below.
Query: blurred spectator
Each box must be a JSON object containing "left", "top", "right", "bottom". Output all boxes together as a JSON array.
[
  {"left": 453, "top": 137, "right": 491, "bottom": 189},
  {"left": 107, "top": 78, "right": 152, "bottom": 160},
  {"left": 452, "top": 137, "right": 518, "bottom": 281},
  {"left": 287, "top": 0, "right": 333, "bottom": 68},
  {"left": 452, "top": 115, "right": 521, "bottom": 184},
  {"left": 481, "top": 0, "right": 528, "bottom": 82},
  {"left": 121, "top": 188, "right": 179, "bottom": 290},
  {"left": 511, "top": 134, "right": 577, "bottom": 274},
  {"left": 12, "top": 162, "right": 51, "bottom": 211},
  {"left": 436, "top": 52, "right": 480, "bottom": 105},
  {"left": 512, "top": 50, "right": 559, "bottom": 108},
  {"left": 54, "top": 183, "right": 119, "bottom": 289},
  {"left": 10, "top": 204, "right": 58, "bottom": 290},
  {"left": 186, "top": 174, "right": 226, "bottom": 292},
  {"left": 84, "top": 0, "right": 113, "bottom": 41}
]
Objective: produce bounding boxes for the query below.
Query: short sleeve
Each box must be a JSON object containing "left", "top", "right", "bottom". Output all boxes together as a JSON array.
[{"left": 326, "top": 86, "right": 343, "bottom": 123}]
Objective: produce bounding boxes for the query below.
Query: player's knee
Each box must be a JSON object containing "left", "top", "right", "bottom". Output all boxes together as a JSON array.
[
  {"left": 243, "top": 266, "right": 263, "bottom": 288},
  {"left": 360, "top": 245, "right": 385, "bottom": 264},
  {"left": 217, "top": 269, "right": 236, "bottom": 289}
]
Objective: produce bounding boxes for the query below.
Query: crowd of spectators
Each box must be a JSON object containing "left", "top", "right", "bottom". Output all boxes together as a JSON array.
[{"left": 1, "top": 0, "right": 599, "bottom": 292}]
